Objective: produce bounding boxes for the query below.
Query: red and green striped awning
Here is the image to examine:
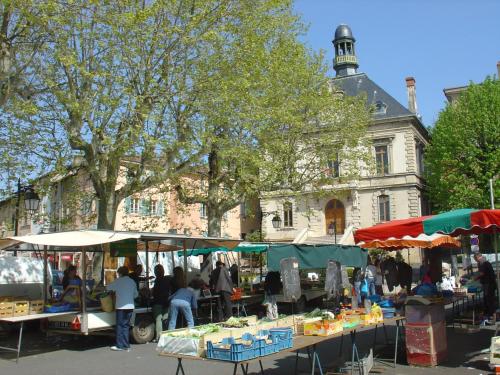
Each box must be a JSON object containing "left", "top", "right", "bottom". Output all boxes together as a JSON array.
[{"left": 354, "top": 209, "right": 500, "bottom": 244}]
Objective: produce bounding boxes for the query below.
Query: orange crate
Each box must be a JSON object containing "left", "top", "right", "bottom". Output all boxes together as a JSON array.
[
  {"left": 0, "top": 302, "right": 14, "bottom": 318},
  {"left": 29, "top": 300, "right": 44, "bottom": 314},
  {"left": 13, "top": 301, "right": 29, "bottom": 317}
]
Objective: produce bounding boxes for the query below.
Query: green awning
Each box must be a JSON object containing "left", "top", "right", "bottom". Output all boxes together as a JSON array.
[
  {"left": 267, "top": 244, "right": 368, "bottom": 271},
  {"left": 177, "top": 247, "right": 227, "bottom": 257},
  {"left": 233, "top": 243, "right": 269, "bottom": 254},
  {"left": 423, "top": 208, "right": 478, "bottom": 235}
]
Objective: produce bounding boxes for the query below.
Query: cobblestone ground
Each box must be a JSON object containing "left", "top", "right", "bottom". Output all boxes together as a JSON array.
[{"left": 0, "top": 323, "right": 494, "bottom": 375}]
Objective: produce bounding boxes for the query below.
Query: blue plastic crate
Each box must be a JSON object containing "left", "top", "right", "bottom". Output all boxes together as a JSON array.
[
  {"left": 269, "top": 328, "right": 293, "bottom": 350},
  {"left": 206, "top": 336, "right": 257, "bottom": 362},
  {"left": 381, "top": 307, "right": 395, "bottom": 319}
]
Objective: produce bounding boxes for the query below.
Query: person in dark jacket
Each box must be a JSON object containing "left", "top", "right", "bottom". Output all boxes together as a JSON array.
[
  {"left": 396, "top": 260, "right": 413, "bottom": 292},
  {"left": 152, "top": 264, "right": 172, "bottom": 342},
  {"left": 264, "top": 271, "right": 281, "bottom": 319},
  {"left": 381, "top": 256, "right": 399, "bottom": 292},
  {"left": 474, "top": 252, "right": 497, "bottom": 321}
]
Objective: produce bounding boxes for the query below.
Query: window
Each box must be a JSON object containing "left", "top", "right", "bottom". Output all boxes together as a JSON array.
[
  {"left": 283, "top": 202, "right": 293, "bottom": 227},
  {"left": 378, "top": 195, "right": 390, "bottom": 222},
  {"left": 150, "top": 200, "right": 158, "bottom": 216},
  {"left": 375, "top": 145, "right": 389, "bottom": 175},
  {"left": 374, "top": 100, "right": 387, "bottom": 115},
  {"left": 327, "top": 157, "right": 340, "bottom": 178},
  {"left": 200, "top": 203, "right": 207, "bottom": 219},
  {"left": 130, "top": 198, "right": 140, "bottom": 214},
  {"left": 416, "top": 142, "right": 425, "bottom": 175},
  {"left": 240, "top": 202, "right": 247, "bottom": 218}
]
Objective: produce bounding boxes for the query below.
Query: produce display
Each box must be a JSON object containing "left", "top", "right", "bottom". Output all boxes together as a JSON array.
[{"left": 157, "top": 301, "right": 398, "bottom": 359}]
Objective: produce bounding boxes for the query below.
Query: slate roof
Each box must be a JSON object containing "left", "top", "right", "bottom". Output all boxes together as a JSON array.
[{"left": 332, "top": 73, "right": 413, "bottom": 120}]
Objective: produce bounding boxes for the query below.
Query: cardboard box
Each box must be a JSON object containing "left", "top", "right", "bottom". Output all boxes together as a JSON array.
[{"left": 303, "top": 318, "right": 343, "bottom": 336}]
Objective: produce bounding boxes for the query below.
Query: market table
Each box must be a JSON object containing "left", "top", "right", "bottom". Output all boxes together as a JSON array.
[
  {"left": 0, "top": 311, "right": 78, "bottom": 363},
  {"left": 159, "top": 316, "right": 405, "bottom": 375},
  {"left": 197, "top": 295, "right": 220, "bottom": 323}
]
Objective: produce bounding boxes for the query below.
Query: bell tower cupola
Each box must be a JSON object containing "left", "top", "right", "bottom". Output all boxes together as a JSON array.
[{"left": 333, "top": 24, "right": 359, "bottom": 76}]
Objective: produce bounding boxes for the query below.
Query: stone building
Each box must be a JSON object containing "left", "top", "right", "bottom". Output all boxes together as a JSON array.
[{"left": 260, "top": 24, "right": 430, "bottom": 244}]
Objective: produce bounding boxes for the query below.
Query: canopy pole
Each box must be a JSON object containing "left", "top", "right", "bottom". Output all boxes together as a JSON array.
[
  {"left": 183, "top": 240, "right": 188, "bottom": 285},
  {"left": 489, "top": 178, "right": 499, "bottom": 307},
  {"left": 43, "top": 245, "right": 48, "bottom": 304},
  {"left": 237, "top": 251, "right": 241, "bottom": 288},
  {"left": 145, "top": 240, "right": 150, "bottom": 290},
  {"left": 81, "top": 247, "right": 88, "bottom": 334}
]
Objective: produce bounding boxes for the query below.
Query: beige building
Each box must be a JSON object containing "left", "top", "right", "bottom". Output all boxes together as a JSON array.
[
  {"left": 0, "top": 166, "right": 256, "bottom": 240},
  {"left": 261, "top": 25, "right": 430, "bottom": 247}
]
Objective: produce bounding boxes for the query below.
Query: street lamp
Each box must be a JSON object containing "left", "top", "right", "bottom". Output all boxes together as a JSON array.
[{"left": 13, "top": 179, "right": 40, "bottom": 238}]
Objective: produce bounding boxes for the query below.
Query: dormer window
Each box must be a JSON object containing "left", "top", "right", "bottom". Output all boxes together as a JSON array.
[{"left": 374, "top": 100, "right": 387, "bottom": 115}]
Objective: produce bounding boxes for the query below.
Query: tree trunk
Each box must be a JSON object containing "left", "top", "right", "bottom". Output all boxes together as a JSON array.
[
  {"left": 207, "top": 205, "right": 222, "bottom": 237},
  {"left": 92, "top": 190, "right": 119, "bottom": 283}
]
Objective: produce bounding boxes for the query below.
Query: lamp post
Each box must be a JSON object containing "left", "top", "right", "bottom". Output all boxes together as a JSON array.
[
  {"left": 13, "top": 179, "right": 40, "bottom": 255},
  {"left": 328, "top": 220, "right": 337, "bottom": 243},
  {"left": 258, "top": 210, "right": 282, "bottom": 277}
]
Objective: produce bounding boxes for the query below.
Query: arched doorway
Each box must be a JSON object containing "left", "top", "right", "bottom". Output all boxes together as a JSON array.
[{"left": 325, "top": 199, "right": 345, "bottom": 235}]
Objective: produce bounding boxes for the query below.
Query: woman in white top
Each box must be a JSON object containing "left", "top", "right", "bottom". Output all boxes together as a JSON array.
[{"left": 374, "top": 258, "right": 384, "bottom": 296}]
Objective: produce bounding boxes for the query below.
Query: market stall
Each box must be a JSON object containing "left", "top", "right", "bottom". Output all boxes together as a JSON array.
[{"left": 0, "top": 230, "right": 241, "bottom": 361}]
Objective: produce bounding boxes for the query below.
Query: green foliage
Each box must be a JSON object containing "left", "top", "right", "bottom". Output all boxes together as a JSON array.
[
  {"left": 245, "top": 230, "right": 265, "bottom": 243},
  {"left": 425, "top": 77, "right": 500, "bottom": 211}
]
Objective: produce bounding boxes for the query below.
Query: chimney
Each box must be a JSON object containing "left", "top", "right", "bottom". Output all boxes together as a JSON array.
[
  {"left": 497, "top": 61, "right": 500, "bottom": 78},
  {"left": 405, "top": 77, "right": 418, "bottom": 114}
]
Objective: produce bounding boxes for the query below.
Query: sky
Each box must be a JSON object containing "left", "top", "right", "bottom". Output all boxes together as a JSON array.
[{"left": 293, "top": 0, "right": 500, "bottom": 126}]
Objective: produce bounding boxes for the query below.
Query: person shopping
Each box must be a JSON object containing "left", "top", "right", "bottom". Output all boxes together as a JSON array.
[
  {"left": 152, "top": 264, "right": 172, "bottom": 342},
  {"left": 167, "top": 268, "right": 197, "bottom": 330},
  {"left": 264, "top": 271, "right": 281, "bottom": 320},
  {"left": 365, "top": 258, "right": 377, "bottom": 296},
  {"left": 211, "top": 261, "right": 234, "bottom": 321},
  {"left": 474, "top": 252, "right": 497, "bottom": 324},
  {"left": 107, "top": 266, "right": 138, "bottom": 351}
]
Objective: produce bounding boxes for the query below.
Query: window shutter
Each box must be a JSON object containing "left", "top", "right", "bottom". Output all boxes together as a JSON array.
[
  {"left": 141, "top": 199, "right": 150, "bottom": 216},
  {"left": 125, "top": 197, "right": 131, "bottom": 214},
  {"left": 158, "top": 200, "right": 164, "bottom": 216}
]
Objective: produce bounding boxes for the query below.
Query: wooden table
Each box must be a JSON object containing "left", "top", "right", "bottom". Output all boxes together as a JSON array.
[
  {"left": 159, "top": 316, "right": 406, "bottom": 375},
  {"left": 0, "top": 311, "right": 77, "bottom": 363}
]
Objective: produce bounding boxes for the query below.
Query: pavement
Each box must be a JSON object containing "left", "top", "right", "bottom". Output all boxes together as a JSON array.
[{"left": 0, "top": 322, "right": 496, "bottom": 375}]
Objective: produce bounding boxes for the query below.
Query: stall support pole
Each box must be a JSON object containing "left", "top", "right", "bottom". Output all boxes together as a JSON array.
[
  {"left": 81, "top": 248, "right": 88, "bottom": 333},
  {"left": 237, "top": 251, "right": 241, "bottom": 288},
  {"left": 490, "top": 178, "right": 500, "bottom": 307},
  {"left": 145, "top": 240, "right": 150, "bottom": 284},
  {"left": 43, "top": 246, "right": 48, "bottom": 304},
  {"left": 183, "top": 240, "right": 188, "bottom": 285}
]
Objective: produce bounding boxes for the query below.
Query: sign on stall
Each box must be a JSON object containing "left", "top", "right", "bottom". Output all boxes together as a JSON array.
[{"left": 280, "top": 257, "right": 301, "bottom": 302}]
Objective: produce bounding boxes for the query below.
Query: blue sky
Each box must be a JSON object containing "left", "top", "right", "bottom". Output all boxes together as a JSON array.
[{"left": 293, "top": 0, "right": 500, "bottom": 126}]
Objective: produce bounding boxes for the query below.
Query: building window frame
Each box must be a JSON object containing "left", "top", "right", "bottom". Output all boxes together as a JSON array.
[
  {"left": 130, "top": 198, "right": 140, "bottom": 214},
  {"left": 327, "top": 155, "right": 340, "bottom": 178},
  {"left": 373, "top": 138, "right": 392, "bottom": 175},
  {"left": 200, "top": 203, "right": 207, "bottom": 219},
  {"left": 150, "top": 199, "right": 158, "bottom": 216},
  {"left": 378, "top": 194, "right": 391, "bottom": 222},
  {"left": 283, "top": 202, "right": 293, "bottom": 228}
]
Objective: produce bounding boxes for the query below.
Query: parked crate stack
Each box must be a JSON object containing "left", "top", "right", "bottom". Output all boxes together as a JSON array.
[{"left": 405, "top": 304, "right": 447, "bottom": 366}]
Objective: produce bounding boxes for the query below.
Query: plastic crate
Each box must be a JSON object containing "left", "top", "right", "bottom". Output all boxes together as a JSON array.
[
  {"left": 269, "top": 328, "right": 293, "bottom": 350},
  {"left": 13, "top": 301, "right": 29, "bottom": 317},
  {"left": 490, "top": 336, "right": 500, "bottom": 365},
  {"left": 407, "top": 350, "right": 447, "bottom": 367},
  {"left": 0, "top": 302, "right": 14, "bottom": 318},
  {"left": 382, "top": 307, "right": 395, "bottom": 319},
  {"left": 206, "top": 336, "right": 257, "bottom": 362},
  {"left": 29, "top": 300, "right": 44, "bottom": 314}
]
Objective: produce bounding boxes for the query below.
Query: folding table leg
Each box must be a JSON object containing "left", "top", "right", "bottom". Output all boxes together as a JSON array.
[
  {"left": 294, "top": 351, "right": 300, "bottom": 375},
  {"left": 240, "top": 363, "right": 249, "bottom": 375},
  {"left": 233, "top": 363, "right": 238, "bottom": 375},
  {"left": 393, "top": 321, "right": 400, "bottom": 368},
  {"left": 259, "top": 359, "right": 265, "bottom": 375},
  {"left": 175, "top": 358, "right": 186, "bottom": 375},
  {"left": 16, "top": 321, "right": 24, "bottom": 363},
  {"left": 339, "top": 333, "right": 344, "bottom": 357},
  {"left": 350, "top": 330, "right": 362, "bottom": 375},
  {"left": 310, "top": 345, "right": 324, "bottom": 375}
]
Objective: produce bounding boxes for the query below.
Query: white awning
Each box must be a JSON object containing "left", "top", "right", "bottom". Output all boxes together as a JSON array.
[{"left": 9, "top": 230, "right": 141, "bottom": 247}]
